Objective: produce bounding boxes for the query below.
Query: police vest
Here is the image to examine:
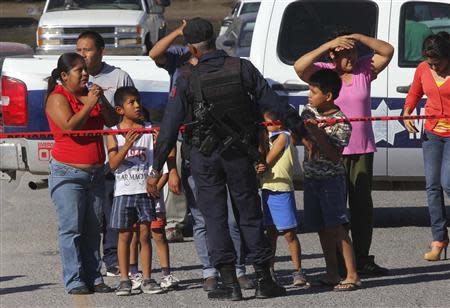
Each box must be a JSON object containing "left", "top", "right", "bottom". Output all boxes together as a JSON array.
[{"left": 184, "top": 57, "right": 258, "bottom": 156}]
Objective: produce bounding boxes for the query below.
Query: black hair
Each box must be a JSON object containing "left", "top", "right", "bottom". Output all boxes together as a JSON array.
[
  {"left": 309, "top": 69, "right": 342, "bottom": 100},
  {"left": 329, "top": 26, "right": 352, "bottom": 41},
  {"left": 262, "top": 109, "right": 280, "bottom": 121},
  {"left": 46, "top": 52, "right": 84, "bottom": 102},
  {"left": 114, "top": 86, "right": 141, "bottom": 107},
  {"left": 77, "top": 31, "right": 105, "bottom": 50},
  {"left": 422, "top": 31, "right": 450, "bottom": 60}
]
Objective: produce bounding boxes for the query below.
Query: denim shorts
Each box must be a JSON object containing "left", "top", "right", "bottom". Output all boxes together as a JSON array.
[
  {"left": 110, "top": 194, "right": 156, "bottom": 230},
  {"left": 303, "top": 175, "right": 349, "bottom": 231},
  {"left": 262, "top": 190, "right": 298, "bottom": 231}
]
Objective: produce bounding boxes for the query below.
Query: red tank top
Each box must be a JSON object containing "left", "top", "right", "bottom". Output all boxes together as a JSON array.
[{"left": 46, "top": 85, "right": 105, "bottom": 165}]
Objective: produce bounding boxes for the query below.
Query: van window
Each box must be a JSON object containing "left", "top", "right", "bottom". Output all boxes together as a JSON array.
[
  {"left": 239, "top": 21, "right": 255, "bottom": 47},
  {"left": 277, "top": 1, "right": 378, "bottom": 65},
  {"left": 399, "top": 1, "right": 450, "bottom": 67},
  {"left": 47, "top": 0, "right": 143, "bottom": 11},
  {"left": 240, "top": 2, "right": 260, "bottom": 15}
]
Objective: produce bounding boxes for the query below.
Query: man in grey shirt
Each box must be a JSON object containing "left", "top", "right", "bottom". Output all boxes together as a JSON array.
[{"left": 76, "top": 31, "right": 134, "bottom": 278}]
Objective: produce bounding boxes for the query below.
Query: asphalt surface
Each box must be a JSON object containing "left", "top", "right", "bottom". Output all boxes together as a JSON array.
[{"left": 1, "top": 173, "right": 449, "bottom": 308}]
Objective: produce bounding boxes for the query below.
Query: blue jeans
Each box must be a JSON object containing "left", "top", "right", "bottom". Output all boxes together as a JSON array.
[
  {"left": 48, "top": 160, "right": 105, "bottom": 291},
  {"left": 102, "top": 173, "right": 118, "bottom": 268},
  {"left": 422, "top": 131, "right": 450, "bottom": 242},
  {"left": 181, "top": 160, "right": 246, "bottom": 279}
]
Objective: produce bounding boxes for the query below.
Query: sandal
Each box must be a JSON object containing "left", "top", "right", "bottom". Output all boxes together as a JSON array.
[
  {"left": 333, "top": 280, "right": 362, "bottom": 292},
  {"left": 310, "top": 278, "right": 340, "bottom": 287}
]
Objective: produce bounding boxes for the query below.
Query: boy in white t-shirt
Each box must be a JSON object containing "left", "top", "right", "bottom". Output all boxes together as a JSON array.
[{"left": 107, "top": 86, "right": 168, "bottom": 296}]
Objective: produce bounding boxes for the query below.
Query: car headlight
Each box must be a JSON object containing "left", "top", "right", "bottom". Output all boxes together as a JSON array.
[
  {"left": 38, "top": 27, "right": 63, "bottom": 35},
  {"left": 118, "top": 38, "right": 142, "bottom": 46},
  {"left": 38, "top": 39, "right": 62, "bottom": 46},
  {"left": 116, "top": 26, "right": 141, "bottom": 33}
]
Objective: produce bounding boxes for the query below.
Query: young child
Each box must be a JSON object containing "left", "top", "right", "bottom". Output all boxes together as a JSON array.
[
  {"left": 301, "top": 69, "right": 361, "bottom": 291},
  {"left": 257, "top": 111, "right": 306, "bottom": 287},
  {"left": 107, "top": 86, "right": 167, "bottom": 296}
]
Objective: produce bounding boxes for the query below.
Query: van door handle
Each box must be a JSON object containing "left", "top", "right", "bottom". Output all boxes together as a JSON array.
[
  {"left": 396, "top": 86, "right": 411, "bottom": 93},
  {"left": 271, "top": 83, "right": 309, "bottom": 92}
]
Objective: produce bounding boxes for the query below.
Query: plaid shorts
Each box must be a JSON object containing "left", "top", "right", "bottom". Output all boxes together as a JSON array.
[{"left": 111, "top": 194, "right": 156, "bottom": 230}]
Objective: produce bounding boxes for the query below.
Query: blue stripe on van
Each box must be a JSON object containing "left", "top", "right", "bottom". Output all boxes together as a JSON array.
[{"left": 285, "top": 95, "right": 425, "bottom": 148}]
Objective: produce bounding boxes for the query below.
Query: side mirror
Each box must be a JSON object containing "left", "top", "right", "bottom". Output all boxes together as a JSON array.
[{"left": 222, "top": 40, "right": 235, "bottom": 47}]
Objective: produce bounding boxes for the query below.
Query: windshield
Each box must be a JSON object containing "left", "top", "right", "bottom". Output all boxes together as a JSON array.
[{"left": 46, "top": 0, "right": 143, "bottom": 11}]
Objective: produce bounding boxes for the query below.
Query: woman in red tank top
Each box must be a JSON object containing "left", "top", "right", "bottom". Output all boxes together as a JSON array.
[{"left": 46, "top": 53, "right": 117, "bottom": 294}]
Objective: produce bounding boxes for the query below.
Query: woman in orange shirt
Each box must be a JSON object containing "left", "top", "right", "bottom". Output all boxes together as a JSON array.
[{"left": 404, "top": 32, "right": 450, "bottom": 261}]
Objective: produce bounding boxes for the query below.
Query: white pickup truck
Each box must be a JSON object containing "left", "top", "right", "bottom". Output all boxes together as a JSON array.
[
  {"left": 36, "top": 0, "right": 169, "bottom": 55},
  {"left": 1, "top": 0, "right": 449, "bottom": 186}
]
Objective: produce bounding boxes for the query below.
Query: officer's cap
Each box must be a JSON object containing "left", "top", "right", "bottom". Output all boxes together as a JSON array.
[{"left": 183, "top": 18, "right": 214, "bottom": 44}]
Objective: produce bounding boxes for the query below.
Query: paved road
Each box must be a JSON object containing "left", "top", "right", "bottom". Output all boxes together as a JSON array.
[{"left": 1, "top": 173, "right": 449, "bottom": 308}]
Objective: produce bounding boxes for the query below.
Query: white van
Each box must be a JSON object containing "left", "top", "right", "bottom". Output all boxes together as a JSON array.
[{"left": 251, "top": 0, "right": 449, "bottom": 180}]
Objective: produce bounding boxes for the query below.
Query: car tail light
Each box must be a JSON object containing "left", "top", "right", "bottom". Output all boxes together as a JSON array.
[{"left": 1, "top": 76, "right": 28, "bottom": 126}]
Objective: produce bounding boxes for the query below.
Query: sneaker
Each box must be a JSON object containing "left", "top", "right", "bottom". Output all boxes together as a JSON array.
[
  {"left": 292, "top": 270, "right": 307, "bottom": 287},
  {"left": 141, "top": 278, "right": 165, "bottom": 294},
  {"left": 129, "top": 272, "right": 143, "bottom": 290},
  {"left": 160, "top": 274, "right": 180, "bottom": 290},
  {"left": 106, "top": 266, "right": 120, "bottom": 277},
  {"left": 166, "top": 228, "right": 184, "bottom": 242},
  {"left": 115, "top": 280, "right": 132, "bottom": 296},
  {"left": 357, "top": 261, "right": 389, "bottom": 277}
]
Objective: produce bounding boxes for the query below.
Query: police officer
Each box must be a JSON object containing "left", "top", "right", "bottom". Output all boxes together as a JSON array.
[{"left": 147, "top": 18, "right": 305, "bottom": 301}]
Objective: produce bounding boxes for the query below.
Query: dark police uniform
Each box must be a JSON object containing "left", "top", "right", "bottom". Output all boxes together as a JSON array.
[{"left": 153, "top": 50, "right": 303, "bottom": 268}]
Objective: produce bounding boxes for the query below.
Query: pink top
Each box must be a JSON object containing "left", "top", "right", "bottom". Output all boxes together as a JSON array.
[{"left": 314, "top": 56, "right": 376, "bottom": 154}]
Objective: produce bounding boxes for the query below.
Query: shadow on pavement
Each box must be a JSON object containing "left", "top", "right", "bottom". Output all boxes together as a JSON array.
[
  {"left": 373, "top": 206, "right": 449, "bottom": 228},
  {"left": 0, "top": 275, "right": 25, "bottom": 282},
  {"left": 0, "top": 283, "right": 55, "bottom": 295},
  {"left": 297, "top": 206, "right": 449, "bottom": 232},
  {"left": 388, "top": 263, "right": 450, "bottom": 276}
]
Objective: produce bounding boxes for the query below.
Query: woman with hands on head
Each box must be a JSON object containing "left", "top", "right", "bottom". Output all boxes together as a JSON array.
[
  {"left": 403, "top": 32, "right": 450, "bottom": 261},
  {"left": 294, "top": 30, "right": 394, "bottom": 276},
  {"left": 45, "top": 52, "right": 117, "bottom": 295}
]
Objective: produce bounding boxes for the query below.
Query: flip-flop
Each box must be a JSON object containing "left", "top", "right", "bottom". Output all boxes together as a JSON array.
[
  {"left": 333, "top": 280, "right": 362, "bottom": 292},
  {"left": 310, "top": 278, "right": 340, "bottom": 287}
]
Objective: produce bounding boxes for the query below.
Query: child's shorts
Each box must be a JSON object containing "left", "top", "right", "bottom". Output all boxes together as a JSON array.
[
  {"left": 303, "top": 175, "right": 349, "bottom": 231},
  {"left": 111, "top": 193, "right": 156, "bottom": 230},
  {"left": 262, "top": 190, "right": 298, "bottom": 231}
]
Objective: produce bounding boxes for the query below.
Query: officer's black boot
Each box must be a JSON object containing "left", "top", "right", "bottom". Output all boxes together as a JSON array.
[
  {"left": 254, "top": 262, "right": 287, "bottom": 299},
  {"left": 207, "top": 264, "right": 242, "bottom": 301}
]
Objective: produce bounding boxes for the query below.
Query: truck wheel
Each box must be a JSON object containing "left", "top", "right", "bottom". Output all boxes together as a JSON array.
[{"left": 145, "top": 34, "right": 153, "bottom": 54}]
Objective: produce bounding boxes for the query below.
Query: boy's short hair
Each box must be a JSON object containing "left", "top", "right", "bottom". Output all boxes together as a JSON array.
[
  {"left": 114, "top": 86, "right": 141, "bottom": 107},
  {"left": 309, "top": 69, "right": 342, "bottom": 100},
  {"left": 262, "top": 109, "right": 279, "bottom": 121},
  {"left": 77, "top": 31, "right": 105, "bottom": 50}
]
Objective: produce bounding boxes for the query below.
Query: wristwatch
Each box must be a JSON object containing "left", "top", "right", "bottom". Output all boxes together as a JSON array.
[{"left": 148, "top": 168, "right": 161, "bottom": 178}]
